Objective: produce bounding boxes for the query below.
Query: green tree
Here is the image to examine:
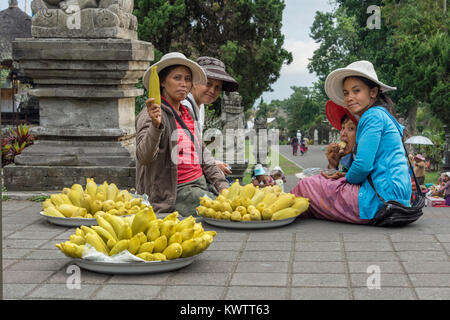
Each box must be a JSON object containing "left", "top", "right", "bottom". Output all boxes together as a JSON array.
[{"left": 134, "top": 0, "right": 293, "bottom": 113}]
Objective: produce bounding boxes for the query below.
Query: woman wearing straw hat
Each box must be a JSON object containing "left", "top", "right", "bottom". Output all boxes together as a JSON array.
[
  {"left": 412, "top": 154, "right": 426, "bottom": 186},
  {"left": 136, "top": 52, "right": 230, "bottom": 216},
  {"left": 291, "top": 60, "right": 411, "bottom": 224},
  {"left": 182, "top": 56, "right": 239, "bottom": 177}
]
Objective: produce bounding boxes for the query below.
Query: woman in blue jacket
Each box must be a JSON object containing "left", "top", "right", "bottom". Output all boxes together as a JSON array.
[{"left": 291, "top": 60, "right": 411, "bottom": 224}]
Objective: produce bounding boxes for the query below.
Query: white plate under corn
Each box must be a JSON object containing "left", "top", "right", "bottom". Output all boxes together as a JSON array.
[{"left": 201, "top": 217, "right": 296, "bottom": 229}]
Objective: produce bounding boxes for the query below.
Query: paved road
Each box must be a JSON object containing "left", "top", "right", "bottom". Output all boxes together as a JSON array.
[{"left": 2, "top": 144, "right": 450, "bottom": 301}]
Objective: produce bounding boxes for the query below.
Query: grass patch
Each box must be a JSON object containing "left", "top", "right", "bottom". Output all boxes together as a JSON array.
[
  {"left": 425, "top": 171, "right": 440, "bottom": 185},
  {"left": 28, "top": 195, "right": 50, "bottom": 202}
]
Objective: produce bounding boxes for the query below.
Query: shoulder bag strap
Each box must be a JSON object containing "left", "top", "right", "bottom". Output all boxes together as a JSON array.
[{"left": 162, "top": 99, "right": 202, "bottom": 161}]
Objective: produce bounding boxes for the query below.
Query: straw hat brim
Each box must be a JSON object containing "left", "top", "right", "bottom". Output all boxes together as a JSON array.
[
  {"left": 325, "top": 68, "right": 396, "bottom": 106},
  {"left": 142, "top": 57, "right": 207, "bottom": 90}
]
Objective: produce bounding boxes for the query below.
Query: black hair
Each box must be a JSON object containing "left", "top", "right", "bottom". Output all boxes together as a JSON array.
[
  {"left": 340, "top": 113, "right": 349, "bottom": 125},
  {"left": 343, "top": 75, "right": 396, "bottom": 117}
]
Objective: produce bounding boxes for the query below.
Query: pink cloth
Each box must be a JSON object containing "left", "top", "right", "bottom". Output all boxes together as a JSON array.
[{"left": 290, "top": 174, "right": 371, "bottom": 224}]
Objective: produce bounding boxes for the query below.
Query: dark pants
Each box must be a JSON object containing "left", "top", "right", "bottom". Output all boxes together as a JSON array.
[{"left": 175, "top": 175, "right": 216, "bottom": 217}]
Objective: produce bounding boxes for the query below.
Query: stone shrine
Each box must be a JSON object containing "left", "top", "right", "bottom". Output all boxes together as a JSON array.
[
  {"left": 220, "top": 91, "right": 248, "bottom": 182},
  {"left": 3, "top": 0, "right": 154, "bottom": 191}
]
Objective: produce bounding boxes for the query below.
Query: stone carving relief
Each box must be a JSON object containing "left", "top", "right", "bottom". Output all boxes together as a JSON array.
[{"left": 30, "top": 0, "right": 137, "bottom": 38}]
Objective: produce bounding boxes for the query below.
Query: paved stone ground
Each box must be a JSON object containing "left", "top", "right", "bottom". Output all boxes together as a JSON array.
[{"left": 2, "top": 145, "right": 450, "bottom": 300}]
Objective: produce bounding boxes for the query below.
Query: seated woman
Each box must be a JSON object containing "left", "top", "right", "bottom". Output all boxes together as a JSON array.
[
  {"left": 323, "top": 100, "right": 358, "bottom": 175},
  {"left": 251, "top": 164, "right": 274, "bottom": 188},
  {"left": 291, "top": 60, "right": 411, "bottom": 224},
  {"left": 136, "top": 52, "right": 229, "bottom": 216}
]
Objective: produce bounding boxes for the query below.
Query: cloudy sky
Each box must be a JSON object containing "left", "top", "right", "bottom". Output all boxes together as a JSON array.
[
  {"left": 2, "top": 0, "right": 335, "bottom": 104},
  {"left": 260, "top": 0, "right": 336, "bottom": 104}
]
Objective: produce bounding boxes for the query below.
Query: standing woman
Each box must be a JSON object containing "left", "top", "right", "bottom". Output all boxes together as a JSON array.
[
  {"left": 291, "top": 60, "right": 411, "bottom": 224},
  {"left": 136, "top": 52, "right": 229, "bottom": 216}
]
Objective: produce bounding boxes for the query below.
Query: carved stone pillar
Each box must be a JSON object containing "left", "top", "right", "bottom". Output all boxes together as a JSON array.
[{"left": 3, "top": 0, "right": 154, "bottom": 191}]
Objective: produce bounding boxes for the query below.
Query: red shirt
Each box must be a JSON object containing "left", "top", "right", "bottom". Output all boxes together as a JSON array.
[{"left": 163, "top": 97, "right": 203, "bottom": 184}]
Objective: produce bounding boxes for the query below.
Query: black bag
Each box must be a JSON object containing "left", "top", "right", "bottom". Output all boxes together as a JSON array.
[
  {"left": 367, "top": 132, "right": 424, "bottom": 227},
  {"left": 368, "top": 175, "right": 425, "bottom": 227}
]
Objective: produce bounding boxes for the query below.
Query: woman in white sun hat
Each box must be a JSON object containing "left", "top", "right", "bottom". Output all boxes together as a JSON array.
[
  {"left": 136, "top": 52, "right": 230, "bottom": 217},
  {"left": 291, "top": 60, "right": 411, "bottom": 224}
]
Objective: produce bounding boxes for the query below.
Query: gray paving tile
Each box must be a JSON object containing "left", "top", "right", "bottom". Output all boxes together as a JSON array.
[
  {"left": 27, "top": 283, "right": 99, "bottom": 299},
  {"left": 435, "top": 234, "right": 450, "bottom": 242},
  {"left": 408, "top": 274, "right": 450, "bottom": 287},
  {"left": 245, "top": 241, "right": 292, "bottom": 251},
  {"left": 3, "top": 270, "right": 55, "bottom": 284},
  {"left": 415, "top": 288, "right": 450, "bottom": 300},
  {"left": 3, "top": 239, "right": 49, "bottom": 249},
  {"left": 290, "top": 287, "right": 350, "bottom": 300},
  {"left": 344, "top": 241, "right": 392, "bottom": 252},
  {"left": 208, "top": 241, "right": 243, "bottom": 251},
  {"left": 342, "top": 233, "right": 388, "bottom": 242},
  {"left": 248, "top": 233, "right": 293, "bottom": 242},
  {"left": 160, "top": 285, "right": 225, "bottom": 300},
  {"left": 106, "top": 272, "right": 170, "bottom": 285},
  {"left": 231, "top": 272, "right": 287, "bottom": 286},
  {"left": 295, "top": 233, "right": 340, "bottom": 242},
  {"left": 7, "top": 259, "right": 68, "bottom": 271},
  {"left": 168, "top": 272, "right": 229, "bottom": 286},
  {"left": 294, "top": 251, "right": 343, "bottom": 262},
  {"left": 177, "top": 260, "right": 235, "bottom": 273},
  {"left": 2, "top": 284, "right": 39, "bottom": 299},
  {"left": 225, "top": 286, "right": 287, "bottom": 300},
  {"left": 348, "top": 261, "right": 404, "bottom": 274},
  {"left": 47, "top": 268, "right": 110, "bottom": 284},
  {"left": 345, "top": 251, "right": 398, "bottom": 262},
  {"left": 402, "top": 261, "right": 450, "bottom": 273},
  {"left": 240, "top": 250, "right": 291, "bottom": 262},
  {"left": 389, "top": 234, "right": 436, "bottom": 242},
  {"left": 2, "top": 248, "right": 33, "bottom": 259},
  {"left": 393, "top": 242, "right": 443, "bottom": 251},
  {"left": 397, "top": 251, "right": 449, "bottom": 261},
  {"left": 352, "top": 287, "right": 416, "bottom": 300},
  {"left": 7, "top": 230, "right": 65, "bottom": 240},
  {"left": 236, "top": 261, "right": 289, "bottom": 273},
  {"left": 350, "top": 273, "right": 410, "bottom": 287},
  {"left": 198, "top": 250, "right": 240, "bottom": 261},
  {"left": 295, "top": 241, "right": 340, "bottom": 251},
  {"left": 94, "top": 284, "right": 162, "bottom": 299},
  {"left": 292, "top": 261, "right": 345, "bottom": 274},
  {"left": 291, "top": 273, "right": 347, "bottom": 287}
]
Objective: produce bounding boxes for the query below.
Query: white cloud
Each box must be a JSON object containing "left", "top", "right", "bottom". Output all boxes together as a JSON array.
[{"left": 281, "top": 38, "right": 319, "bottom": 75}]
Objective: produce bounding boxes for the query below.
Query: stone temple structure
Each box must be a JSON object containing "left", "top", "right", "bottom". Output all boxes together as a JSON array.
[{"left": 3, "top": 0, "right": 154, "bottom": 191}]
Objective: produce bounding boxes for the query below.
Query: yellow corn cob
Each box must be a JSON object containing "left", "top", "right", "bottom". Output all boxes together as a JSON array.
[
  {"left": 338, "top": 141, "right": 347, "bottom": 149},
  {"left": 138, "top": 241, "right": 155, "bottom": 254},
  {"left": 79, "top": 193, "right": 91, "bottom": 213},
  {"left": 163, "top": 243, "right": 183, "bottom": 260},
  {"left": 85, "top": 233, "right": 109, "bottom": 254},
  {"left": 261, "top": 193, "right": 278, "bottom": 207},
  {"left": 267, "top": 193, "right": 296, "bottom": 214},
  {"left": 153, "top": 235, "right": 168, "bottom": 253},
  {"left": 43, "top": 206, "right": 65, "bottom": 218},
  {"left": 91, "top": 226, "right": 116, "bottom": 244},
  {"left": 109, "top": 239, "right": 130, "bottom": 256},
  {"left": 128, "top": 235, "right": 141, "bottom": 255},
  {"left": 251, "top": 189, "right": 266, "bottom": 206},
  {"left": 241, "top": 183, "right": 256, "bottom": 199},
  {"left": 148, "top": 65, "right": 161, "bottom": 105},
  {"left": 291, "top": 197, "right": 310, "bottom": 213},
  {"left": 226, "top": 179, "right": 241, "bottom": 200},
  {"left": 271, "top": 207, "right": 301, "bottom": 221},
  {"left": 106, "top": 183, "right": 119, "bottom": 201},
  {"left": 181, "top": 239, "right": 197, "bottom": 258},
  {"left": 95, "top": 215, "right": 118, "bottom": 241},
  {"left": 50, "top": 194, "right": 65, "bottom": 207},
  {"left": 57, "top": 204, "right": 83, "bottom": 218},
  {"left": 68, "top": 189, "right": 82, "bottom": 207},
  {"left": 85, "top": 178, "right": 97, "bottom": 199}
]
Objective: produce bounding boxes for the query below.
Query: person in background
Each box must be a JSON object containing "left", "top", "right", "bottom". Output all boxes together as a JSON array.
[
  {"left": 270, "top": 166, "right": 286, "bottom": 192},
  {"left": 182, "top": 56, "right": 239, "bottom": 177},
  {"left": 291, "top": 135, "right": 299, "bottom": 156},
  {"left": 432, "top": 173, "right": 450, "bottom": 206},
  {"left": 137, "top": 52, "right": 229, "bottom": 216},
  {"left": 413, "top": 154, "right": 426, "bottom": 186},
  {"left": 251, "top": 164, "right": 274, "bottom": 188}
]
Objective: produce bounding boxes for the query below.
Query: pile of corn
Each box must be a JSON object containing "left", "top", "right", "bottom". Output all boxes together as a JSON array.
[
  {"left": 196, "top": 180, "right": 309, "bottom": 221},
  {"left": 43, "top": 178, "right": 149, "bottom": 219}
]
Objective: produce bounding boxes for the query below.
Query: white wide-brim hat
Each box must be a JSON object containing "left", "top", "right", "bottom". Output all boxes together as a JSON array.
[
  {"left": 142, "top": 52, "right": 207, "bottom": 90},
  {"left": 324, "top": 60, "right": 396, "bottom": 106}
]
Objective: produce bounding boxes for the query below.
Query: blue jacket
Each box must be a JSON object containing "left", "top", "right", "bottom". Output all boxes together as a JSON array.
[{"left": 346, "top": 106, "right": 412, "bottom": 219}]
